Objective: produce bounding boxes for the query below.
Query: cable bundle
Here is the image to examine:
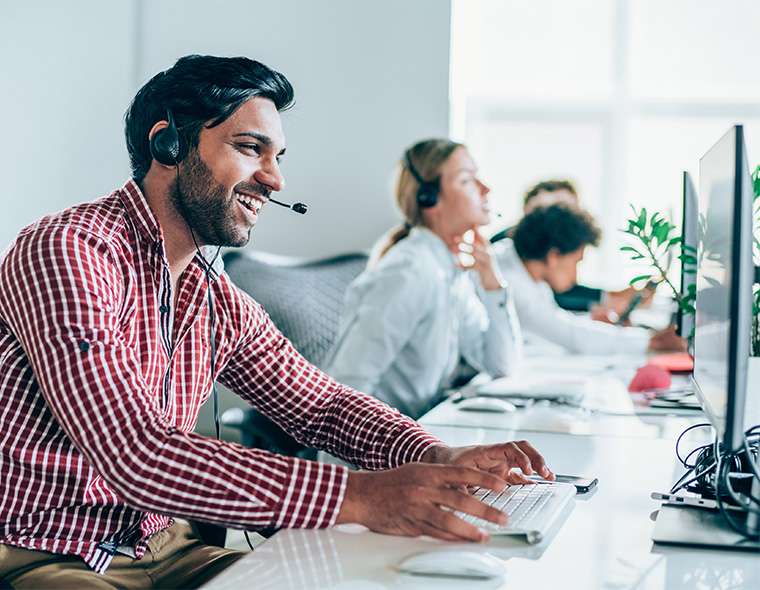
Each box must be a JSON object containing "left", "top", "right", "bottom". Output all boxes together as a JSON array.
[{"left": 669, "top": 423, "right": 760, "bottom": 538}]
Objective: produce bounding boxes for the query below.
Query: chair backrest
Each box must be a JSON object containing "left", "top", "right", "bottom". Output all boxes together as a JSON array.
[{"left": 223, "top": 250, "right": 369, "bottom": 366}]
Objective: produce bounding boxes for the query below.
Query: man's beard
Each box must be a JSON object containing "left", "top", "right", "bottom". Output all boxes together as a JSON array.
[{"left": 170, "top": 149, "right": 250, "bottom": 247}]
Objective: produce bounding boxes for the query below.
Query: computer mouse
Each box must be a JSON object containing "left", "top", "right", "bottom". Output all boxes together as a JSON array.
[
  {"left": 457, "top": 397, "right": 517, "bottom": 413},
  {"left": 397, "top": 550, "right": 506, "bottom": 579}
]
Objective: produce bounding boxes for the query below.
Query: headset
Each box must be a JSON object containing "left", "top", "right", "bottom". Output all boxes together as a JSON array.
[
  {"left": 149, "top": 109, "right": 188, "bottom": 166},
  {"left": 404, "top": 149, "right": 439, "bottom": 208}
]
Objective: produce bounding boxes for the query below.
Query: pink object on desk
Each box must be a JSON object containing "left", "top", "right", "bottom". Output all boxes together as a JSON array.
[
  {"left": 648, "top": 352, "right": 694, "bottom": 373},
  {"left": 628, "top": 364, "right": 672, "bottom": 393}
]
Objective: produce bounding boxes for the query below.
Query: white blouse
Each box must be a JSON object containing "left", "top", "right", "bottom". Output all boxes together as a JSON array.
[{"left": 324, "top": 227, "right": 522, "bottom": 419}]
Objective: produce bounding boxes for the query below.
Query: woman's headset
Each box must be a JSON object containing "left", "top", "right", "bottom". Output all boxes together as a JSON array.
[{"left": 404, "top": 149, "right": 439, "bottom": 208}]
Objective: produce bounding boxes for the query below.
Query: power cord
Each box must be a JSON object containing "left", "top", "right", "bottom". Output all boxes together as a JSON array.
[
  {"left": 667, "top": 422, "right": 760, "bottom": 539},
  {"left": 177, "top": 167, "right": 256, "bottom": 552},
  {"left": 669, "top": 422, "right": 718, "bottom": 495},
  {"left": 714, "top": 429, "right": 760, "bottom": 539}
]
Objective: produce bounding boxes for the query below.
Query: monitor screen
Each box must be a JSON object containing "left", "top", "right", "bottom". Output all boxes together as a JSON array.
[
  {"left": 693, "top": 125, "right": 754, "bottom": 451},
  {"left": 679, "top": 171, "right": 698, "bottom": 343}
]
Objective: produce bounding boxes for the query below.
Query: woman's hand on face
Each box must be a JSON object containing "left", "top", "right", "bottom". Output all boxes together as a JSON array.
[{"left": 451, "top": 230, "right": 505, "bottom": 291}]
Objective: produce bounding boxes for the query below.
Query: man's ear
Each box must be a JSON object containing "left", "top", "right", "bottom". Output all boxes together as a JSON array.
[
  {"left": 147, "top": 119, "right": 170, "bottom": 144},
  {"left": 545, "top": 248, "right": 560, "bottom": 269}
]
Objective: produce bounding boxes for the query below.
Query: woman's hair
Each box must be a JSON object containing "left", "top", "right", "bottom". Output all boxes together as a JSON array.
[
  {"left": 125, "top": 54, "right": 294, "bottom": 181},
  {"left": 375, "top": 138, "right": 463, "bottom": 261}
]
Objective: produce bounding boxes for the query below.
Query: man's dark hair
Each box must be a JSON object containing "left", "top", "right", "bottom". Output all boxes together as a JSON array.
[
  {"left": 523, "top": 179, "right": 578, "bottom": 208},
  {"left": 513, "top": 204, "right": 601, "bottom": 261},
  {"left": 125, "top": 54, "right": 295, "bottom": 181}
]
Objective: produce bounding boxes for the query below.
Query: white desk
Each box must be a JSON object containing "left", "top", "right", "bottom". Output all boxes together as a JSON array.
[
  {"left": 202, "top": 426, "right": 760, "bottom": 590},
  {"left": 422, "top": 353, "right": 701, "bottom": 440},
  {"left": 420, "top": 396, "right": 699, "bottom": 440},
  {"left": 203, "top": 348, "right": 751, "bottom": 589}
]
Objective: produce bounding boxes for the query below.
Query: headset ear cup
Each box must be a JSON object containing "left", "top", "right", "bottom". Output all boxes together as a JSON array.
[
  {"left": 149, "top": 110, "right": 185, "bottom": 166},
  {"left": 416, "top": 181, "right": 439, "bottom": 208},
  {"left": 150, "top": 129, "right": 176, "bottom": 166}
]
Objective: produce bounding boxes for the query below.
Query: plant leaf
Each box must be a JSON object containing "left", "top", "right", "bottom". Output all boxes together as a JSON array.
[
  {"left": 629, "top": 274, "right": 652, "bottom": 286},
  {"left": 637, "top": 208, "right": 647, "bottom": 230},
  {"left": 620, "top": 245, "right": 643, "bottom": 256}
]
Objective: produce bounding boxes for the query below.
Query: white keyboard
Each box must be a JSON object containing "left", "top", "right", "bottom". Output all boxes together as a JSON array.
[
  {"left": 476, "top": 376, "right": 590, "bottom": 403},
  {"left": 458, "top": 482, "right": 576, "bottom": 544}
]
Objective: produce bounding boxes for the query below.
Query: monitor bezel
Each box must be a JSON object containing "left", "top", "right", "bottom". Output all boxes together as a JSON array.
[
  {"left": 678, "top": 170, "right": 698, "bottom": 345},
  {"left": 692, "top": 125, "right": 753, "bottom": 452}
]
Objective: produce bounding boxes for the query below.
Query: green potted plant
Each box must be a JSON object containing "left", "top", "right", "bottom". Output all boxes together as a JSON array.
[
  {"left": 620, "top": 164, "right": 760, "bottom": 353},
  {"left": 619, "top": 207, "right": 697, "bottom": 339}
]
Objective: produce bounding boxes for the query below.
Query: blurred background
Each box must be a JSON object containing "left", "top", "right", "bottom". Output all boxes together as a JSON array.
[{"left": 2, "top": 0, "right": 759, "bottom": 289}]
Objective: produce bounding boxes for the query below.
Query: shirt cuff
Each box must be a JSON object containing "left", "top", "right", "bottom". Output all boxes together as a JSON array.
[
  {"left": 275, "top": 460, "right": 350, "bottom": 529},
  {"left": 387, "top": 425, "right": 443, "bottom": 468}
]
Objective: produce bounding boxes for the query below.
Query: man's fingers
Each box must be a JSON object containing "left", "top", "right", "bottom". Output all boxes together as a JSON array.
[
  {"left": 425, "top": 507, "right": 488, "bottom": 543},
  {"left": 513, "top": 440, "right": 552, "bottom": 478},
  {"left": 506, "top": 470, "right": 534, "bottom": 485},
  {"left": 433, "top": 465, "right": 507, "bottom": 491},
  {"left": 498, "top": 444, "right": 533, "bottom": 475},
  {"left": 416, "top": 520, "right": 465, "bottom": 542},
  {"left": 431, "top": 488, "right": 507, "bottom": 526}
]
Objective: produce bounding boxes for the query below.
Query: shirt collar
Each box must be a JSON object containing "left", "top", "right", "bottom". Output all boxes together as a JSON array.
[
  {"left": 409, "top": 226, "right": 460, "bottom": 276},
  {"left": 496, "top": 238, "right": 536, "bottom": 284},
  {"left": 117, "top": 178, "right": 224, "bottom": 276},
  {"left": 118, "top": 178, "right": 164, "bottom": 245}
]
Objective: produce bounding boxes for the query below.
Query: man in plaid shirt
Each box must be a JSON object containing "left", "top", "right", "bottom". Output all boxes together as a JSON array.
[{"left": 0, "top": 55, "right": 553, "bottom": 588}]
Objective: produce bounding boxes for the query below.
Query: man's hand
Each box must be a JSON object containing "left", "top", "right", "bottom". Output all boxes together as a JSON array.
[
  {"left": 604, "top": 285, "right": 655, "bottom": 315},
  {"left": 648, "top": 325, "right": 688, "bottom": 352},
  {"left": 336, "top": 463, "right": 509, "bottom": 542},
  {"left": 589, "top": 304, "right": 626, "bottom": 325},
  {"left": 422, "top": 441, "right": 555, "bottom": 484}
]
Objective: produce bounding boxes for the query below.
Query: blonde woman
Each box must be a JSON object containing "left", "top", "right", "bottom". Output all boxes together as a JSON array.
[{"left": 324, "top": 139, "right": 522, "bottom": 419}]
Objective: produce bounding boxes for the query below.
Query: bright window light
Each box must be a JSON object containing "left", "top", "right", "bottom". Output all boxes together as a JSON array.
[{"left": 451, "top": 0, "right": 760, "bottom": 288}]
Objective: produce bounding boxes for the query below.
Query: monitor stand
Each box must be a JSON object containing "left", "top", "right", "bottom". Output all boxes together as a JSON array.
[{"left": 652, "top": 505, "right": 760, "bottom": 551}]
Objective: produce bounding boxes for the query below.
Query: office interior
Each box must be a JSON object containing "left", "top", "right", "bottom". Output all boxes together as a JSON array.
[{"left": 3, "top": 1, "right": 760, "bottom": 588}]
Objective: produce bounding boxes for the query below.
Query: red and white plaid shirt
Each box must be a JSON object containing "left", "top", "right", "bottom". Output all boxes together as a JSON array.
[{"left": 0, "top": 180, "right": 441, "bottom": 572}]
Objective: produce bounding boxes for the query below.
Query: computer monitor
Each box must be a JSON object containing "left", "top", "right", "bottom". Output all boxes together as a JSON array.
[
  {"left": 692, "top": 125, "right": 754, "bottom": 452},
  {"left": 677, "top": 170, "right": 698, "bottom": 344}
]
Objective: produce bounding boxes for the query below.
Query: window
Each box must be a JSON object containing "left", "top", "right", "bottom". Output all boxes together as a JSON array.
[{"left": 452, "top": 0, "right": 760, "bottom": 287}]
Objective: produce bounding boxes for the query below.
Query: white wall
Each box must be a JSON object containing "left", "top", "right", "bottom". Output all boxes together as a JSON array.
[
  {"left": 1, "top": 2, "right": 137, "bottom": 250},
  {"left": 1, "top": 0, "right": 451, "bottom": 257}
]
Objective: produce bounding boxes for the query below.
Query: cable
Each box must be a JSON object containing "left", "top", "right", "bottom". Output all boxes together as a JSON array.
[
  {"left": 175, "top": 168, "right": 256, "bottom": 552},
  {"left": 675, "top": 422, "right": 712, "bottom": 467},
  {"left": 669, "top": 422, "right": 716, "bottom": 495},
  {"left": 714, "top": 449, "right": 760, "bottom": 539},
  {"left": 665, "top": 422, "right": 760, "bottom": 540}
]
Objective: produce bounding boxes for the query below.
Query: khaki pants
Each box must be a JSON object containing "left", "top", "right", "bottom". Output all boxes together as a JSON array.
[{"left": 0, "top": 521, "right": 245, "bottom": 589}]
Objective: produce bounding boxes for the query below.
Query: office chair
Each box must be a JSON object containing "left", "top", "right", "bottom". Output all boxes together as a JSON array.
[{"left": 220, "top": 250, "right": 369, "bottom": 459}]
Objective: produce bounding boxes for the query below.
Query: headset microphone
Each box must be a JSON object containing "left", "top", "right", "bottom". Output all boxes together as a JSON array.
[{"left": 268, "top": 197, "right": 308, "bottom": 214}]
